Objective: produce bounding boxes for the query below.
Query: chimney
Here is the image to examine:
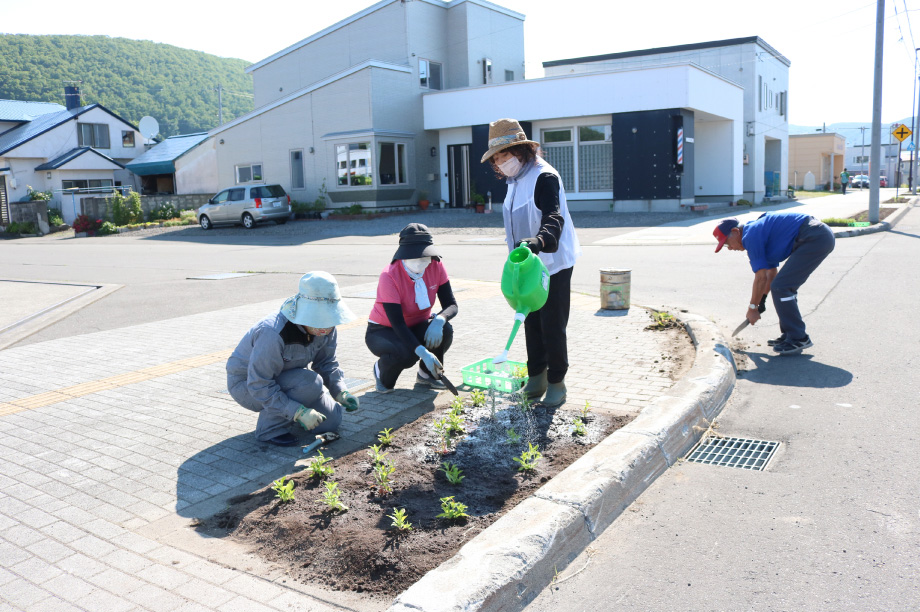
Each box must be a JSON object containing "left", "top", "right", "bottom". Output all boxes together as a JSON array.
[{"left": 64, "top": 85, "right": 82, "bottom": 110}]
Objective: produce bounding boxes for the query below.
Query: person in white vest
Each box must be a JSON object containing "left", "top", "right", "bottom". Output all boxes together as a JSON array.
[{"left": 481, "top": 118, "right": 583, "bottom": 406}]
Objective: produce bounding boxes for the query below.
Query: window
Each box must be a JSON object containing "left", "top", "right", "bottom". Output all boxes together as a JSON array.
[
  {"left": 541, "top": 128, "right": 574, "bottom": 189},
  {"left": 228, "top": 188, "right": 245, "bottom": 201},
  {"left": 251, "top": 185, "right": 286, "bottom": 198},
  {"left": 420, "top": 59, "right": 442, "bottom": 90},
  {"left": 855, "top": 155, "right": 869, "bottom": 164},
  {"left": 61, "top": 179, "right": 113, "bottom": 193},
  {"left": 122, "top": 131, "right": 135, "bottom": 148},
  {"left": 77, "top": 123, "right": 110, "bottom": 149},
  {"left": 379, "top": 142, "right": 407, "bottom": 185},
  {"left": 483, "top": 58, "right": 493, "bottom": 84},
  {"left": 290, "top": 150, "right": 305, "bottom": 189},
  {"left": 578, "top": 125, "right": 612, "bottom": 191},
  {"left": 236, "top": 163, "right": 262, "bottom": 184},
  {"left": 336, "top": 143, "right": 373, "bottom": 186},
  {"left": 505, "top": 70, "right": 514, "bottom": 82}
]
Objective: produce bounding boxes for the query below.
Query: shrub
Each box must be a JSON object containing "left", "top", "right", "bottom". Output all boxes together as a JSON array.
[
  {"left": 96, "top": 221, "right": 117, "bottom": 235},
  {"left": 112, "top": 190, "right": 144, "bottom": 225},
  {"left": 291, "top": 200, "right": 311, "bottom": 214},
  {"left": 148, "top": 202, "right": 178, "bottom": 221},
  {"left": 345, "top": 204, "right": 363, "bottom": 215},
  {"left": 736, "top": 199, "right": 752, "bottom": 207},
  {"left": 27, "top": 185, "right": 53, "bottom": 201},
  {"left": 179, "top": 209, "right": 196, "bottom": 220},
  {"left": 47, "top": 208, "right": 64, "bottom": 226},
  {"left": 821, "top": 217, "right": 856, "bottom": 227},
  {"left": 73, "top": 215, "right": 103, "bottom": 234}
]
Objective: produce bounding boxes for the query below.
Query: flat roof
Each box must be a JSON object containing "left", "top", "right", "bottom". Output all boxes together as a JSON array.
[{"left": 543, "top": 36, "right": 790, "bottom": 69}]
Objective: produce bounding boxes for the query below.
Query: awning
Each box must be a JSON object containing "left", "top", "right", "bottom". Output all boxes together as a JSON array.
[{"left": 125, "top": 160, "right": 176, "bottom": 176}]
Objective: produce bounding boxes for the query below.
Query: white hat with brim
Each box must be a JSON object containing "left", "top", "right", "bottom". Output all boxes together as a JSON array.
[
  {"left": 280, "top": 271, "right": 356, "bottom": 327},
  {"left": 480, "top": 118, "right": 539, "bottom": 163}
]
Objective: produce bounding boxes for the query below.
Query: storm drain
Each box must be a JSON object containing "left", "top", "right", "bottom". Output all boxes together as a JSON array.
[{"left": 686, "top": 436, "right": 779, "bottom": 471}]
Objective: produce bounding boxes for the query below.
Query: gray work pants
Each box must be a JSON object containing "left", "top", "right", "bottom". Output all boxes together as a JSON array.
[
  {"left": 770, "top": 218, "right": 836, "bottom": 341},
  {"left": 227, "top": 369, "right": 342, "bottom": 442}
]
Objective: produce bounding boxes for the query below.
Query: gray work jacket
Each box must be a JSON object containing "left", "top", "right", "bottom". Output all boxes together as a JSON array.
[{"left": 226, "top": 311, "right": 347, "bottom": 417}]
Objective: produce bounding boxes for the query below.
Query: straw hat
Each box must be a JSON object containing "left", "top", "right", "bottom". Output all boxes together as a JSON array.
[
  {"left": 392, "top": 223, "right": 442, "bottom": 262},
  {"left": 280, "top": 272, "right": 356, "bottom": 327},
  {"left": 480, "top": 118, "right": 539, "bottom": 163}
]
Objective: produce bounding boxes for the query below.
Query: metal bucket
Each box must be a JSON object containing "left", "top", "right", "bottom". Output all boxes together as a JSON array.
[{"left": 600, "top": 269, "right": 631, "bottom": 310}]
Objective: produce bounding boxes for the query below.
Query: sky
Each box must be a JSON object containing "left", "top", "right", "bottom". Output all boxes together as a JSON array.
[{"left": 3, "top": 0, "right": 919, "bottom": 127}]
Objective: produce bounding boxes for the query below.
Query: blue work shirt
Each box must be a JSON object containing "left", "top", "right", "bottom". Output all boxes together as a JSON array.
[{"left": 741, "top": 212, "right": 811, "bottom": 272}]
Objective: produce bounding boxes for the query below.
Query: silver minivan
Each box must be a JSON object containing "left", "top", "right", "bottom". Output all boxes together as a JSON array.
[{"left": 198, "top": 184, "right": 291, "bottom": 230}]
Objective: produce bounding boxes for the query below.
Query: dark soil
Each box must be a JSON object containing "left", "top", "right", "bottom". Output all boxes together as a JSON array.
[
  {"left": 854, "top": 207, "right": 897, "bottom": 221},
  {"left": 198, "top": 393, "right": 630, "bottom": 596}
]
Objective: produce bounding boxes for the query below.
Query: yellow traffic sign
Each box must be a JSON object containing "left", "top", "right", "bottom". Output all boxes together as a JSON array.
[{"left": 892, "top": 124, "right": 912, "bottom": 142}]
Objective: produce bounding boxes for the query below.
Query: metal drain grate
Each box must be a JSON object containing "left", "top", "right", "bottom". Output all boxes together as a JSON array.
[{"left": 686, "top": 436, "right": 779, "bottom": 471}]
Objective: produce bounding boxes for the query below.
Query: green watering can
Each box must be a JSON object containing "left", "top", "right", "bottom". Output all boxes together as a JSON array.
[{"left": 493, "top": 245, "right": 550, "bottom": 364}]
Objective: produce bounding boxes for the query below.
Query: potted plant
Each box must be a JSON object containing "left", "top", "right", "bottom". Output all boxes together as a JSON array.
[
  {"left": 418, "top": 191, "right": 430, "bottom": 210},
  {"left": 472, "top": 192, "right": 486, "bottom": 213}
]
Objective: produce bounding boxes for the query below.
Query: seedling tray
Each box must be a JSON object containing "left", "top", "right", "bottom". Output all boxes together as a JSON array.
[{"left": 460, "top": 358, "right": 527, "bottom": 392}]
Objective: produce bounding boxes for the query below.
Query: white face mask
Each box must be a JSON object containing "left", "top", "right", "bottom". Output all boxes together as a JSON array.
[
  {"left": 403, "top": 257, "right": 431, "bottom": 275},
  {"left": 498, "top": 156, "right": 523, "bottom": 177}
]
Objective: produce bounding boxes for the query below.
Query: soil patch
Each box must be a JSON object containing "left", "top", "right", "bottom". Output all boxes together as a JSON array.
[
  {"left": 644, "top": 310, "right": 694, "bottom": 381},
  {"left": 198, "top": 393, "right": 631, "bottom": 596},
  {"left": 853, "top": 207, "right": 897, "bottom": 222}
]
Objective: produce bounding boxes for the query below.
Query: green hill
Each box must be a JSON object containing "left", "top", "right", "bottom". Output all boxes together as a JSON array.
[{"left": 0, "top": 34, "right": 253, "bottom": 137}]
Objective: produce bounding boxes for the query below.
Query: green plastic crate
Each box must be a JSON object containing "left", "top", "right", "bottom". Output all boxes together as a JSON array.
[{"left": 460, "top": 358, "right": 528, "bottom": 393}]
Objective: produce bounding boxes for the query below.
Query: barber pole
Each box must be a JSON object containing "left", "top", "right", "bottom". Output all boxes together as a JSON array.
[{"left": 676, "top": 127, "right": 684, "bottom": 165}]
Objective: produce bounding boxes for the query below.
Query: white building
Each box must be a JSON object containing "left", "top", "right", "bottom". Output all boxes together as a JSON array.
[
  {"left": 542, "top": 37, "right": 790, "bottom": 204},
  {"left": 0, "top": 88, "right": 144, "bottom": 224}
]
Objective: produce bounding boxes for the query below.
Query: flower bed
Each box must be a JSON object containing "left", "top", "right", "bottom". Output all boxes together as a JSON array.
[{"left": 199, "top": 391, "right": 630, "bottom": 595}]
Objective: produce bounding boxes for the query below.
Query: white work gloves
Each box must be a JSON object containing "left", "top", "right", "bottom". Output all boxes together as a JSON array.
[
  {"left": 294, "top": 405, "right": 326, "bottom": 431},
  {"left": 336, "top": 390, "right": 359, "bottom": 412},
  {"left": 424, "top": 315, "right": 446, "bottom": 349},
  {"left": 414, "top": 345, "right": 444, "bottom": 378}
]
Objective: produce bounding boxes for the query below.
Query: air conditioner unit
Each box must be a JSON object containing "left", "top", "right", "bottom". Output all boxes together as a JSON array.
[{"left": 742, "top": 154, "right": 750, "bottom": 165}]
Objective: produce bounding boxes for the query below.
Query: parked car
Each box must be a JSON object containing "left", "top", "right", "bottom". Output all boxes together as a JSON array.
[
  {"left": 197, "top": 184, "right": 291, "bottom": 230},
  {"left": 851, "top": 174, "right": 869, "bottom": 188},
  {"left": 879, "top": 176, "right": 888, "bottom": 187}
]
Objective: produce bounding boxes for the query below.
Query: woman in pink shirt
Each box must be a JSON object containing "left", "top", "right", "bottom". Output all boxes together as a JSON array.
[{"left": 366, "top": 223, "right": 458, "bottom": 392}]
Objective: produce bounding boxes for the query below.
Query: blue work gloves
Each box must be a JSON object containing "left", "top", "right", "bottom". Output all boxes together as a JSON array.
[
  {"left": 517, "top": 237, "right": 542, "bottom": 254},
  {"left": 414, "top": 345, "right": 444, "bottom": 378},
  {"left": 293, "top": 405, "right": 326, "bottom": 431},
  {"left": 424, "top": 315, "right": 446, "bottom": 349},
  {"left": 336, "top": 390, "right": 359, "bottom": 412}
]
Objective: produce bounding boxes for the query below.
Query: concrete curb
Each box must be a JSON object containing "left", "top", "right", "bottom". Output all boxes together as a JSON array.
[
  {"left": 832, "top": 199, "right": 915, "bottom": 238},
  {"left": 388, "top": 313, "right": 736, "bottom": 612}
]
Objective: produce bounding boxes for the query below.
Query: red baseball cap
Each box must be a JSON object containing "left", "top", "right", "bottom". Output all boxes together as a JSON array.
[{"left": 713, "top": 218, "right": 740, "bottom": 252}]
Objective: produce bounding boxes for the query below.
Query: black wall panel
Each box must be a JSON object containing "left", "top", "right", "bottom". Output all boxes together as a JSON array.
[{"left": 612, "top": 109, "right": 694, "bottom": 200}]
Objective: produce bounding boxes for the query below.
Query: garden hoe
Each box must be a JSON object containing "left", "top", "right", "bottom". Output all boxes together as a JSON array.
[{"left": 302, "top": 432, "right": 339, "bottom": 456}]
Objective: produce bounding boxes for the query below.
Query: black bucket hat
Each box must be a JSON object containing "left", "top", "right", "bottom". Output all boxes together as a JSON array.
[{"left": 392, "top": 223, "right": 442, "bottom": 262}]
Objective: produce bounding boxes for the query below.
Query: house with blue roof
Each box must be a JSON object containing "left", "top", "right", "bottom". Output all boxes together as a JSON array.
[
  {"left": 125, "top": 132, "right": 216, "bottom": 195},
  {"left": 0, "top": 87, "right": 145, "bottom": 224}
]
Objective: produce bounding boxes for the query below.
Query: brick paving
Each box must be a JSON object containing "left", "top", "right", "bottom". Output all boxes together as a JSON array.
[{"left": 0, "top": 277, "right": 683, "bottom": 612}]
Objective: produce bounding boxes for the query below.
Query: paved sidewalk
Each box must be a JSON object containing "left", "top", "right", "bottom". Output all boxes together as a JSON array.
[{"left": 0, "top": 277, "right": 683, "bottom": 612}]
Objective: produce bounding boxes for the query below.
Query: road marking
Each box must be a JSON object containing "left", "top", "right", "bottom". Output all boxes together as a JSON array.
[{"left": 0, "top": 280, "right": 502, "bottom": 417}]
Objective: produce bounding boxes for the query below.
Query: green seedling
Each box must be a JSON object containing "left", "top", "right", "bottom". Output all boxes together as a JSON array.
[
  {"left": 271, "top": 476, "right": 295, "bottom": 502},
  {"left": 307, "top": 450, "right": 335, "bottom": 479},
  {"left": 511, "top": 365, "right": 528, "bottom": 379},
  {"left": 373, "top": 459, "right": 396, "bottom": 495},
  {"left": 572, "top": 417, "right": 587, "bottom": 437},
  {"left": 319, "top": 481, "right": 347, "bottom": 512},
  {"left": 470, "top": 389, "right": 486, "bottom": 407},
  {"left": 367, "top": 444, "right": 388, "bottom": 465},
  {"left": 437, "top": 496, "right": 469, "bottom": 520},
  {"left": 581, "top": 400, "right": 592, "bottom": 421},
  {"left": 441, "top": 461, "right": 465, "bottom": 485},
  {"left": 449, "top": 396, "right": 465, "bottom": 414},
  {"left": 446, "top": 411, "right": 466, "bottom": 436},
  {"left": 505, "top": 428, "right": 522, "bottom": 445},
  {"left": 513, "top": 443, "right": 543, "bottom": 472},
  {"left": 377, "top": 428, "right": 394, "bottom": 446},
  {"left": 519, "top": 393, "right": 533, "bottom": 412},
  {"left": 389, "top": 507, "right": 413, "bottom": 532},
  {"left": 433, "top": 417, "right": 453, "bottom": 454}
]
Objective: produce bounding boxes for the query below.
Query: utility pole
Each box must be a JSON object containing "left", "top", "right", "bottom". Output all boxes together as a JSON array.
[
  {"left": 869, "top": 0, "right": 884, "bottom": 224},
  {"left": 915, "top": 69, "right": 920, "bottom": 192},
  {"left": 859, "top": 126, "right": 868, "bottom": 175},
  {"left": 214, "top": 84, "right": 224, "bottom": 126}
]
